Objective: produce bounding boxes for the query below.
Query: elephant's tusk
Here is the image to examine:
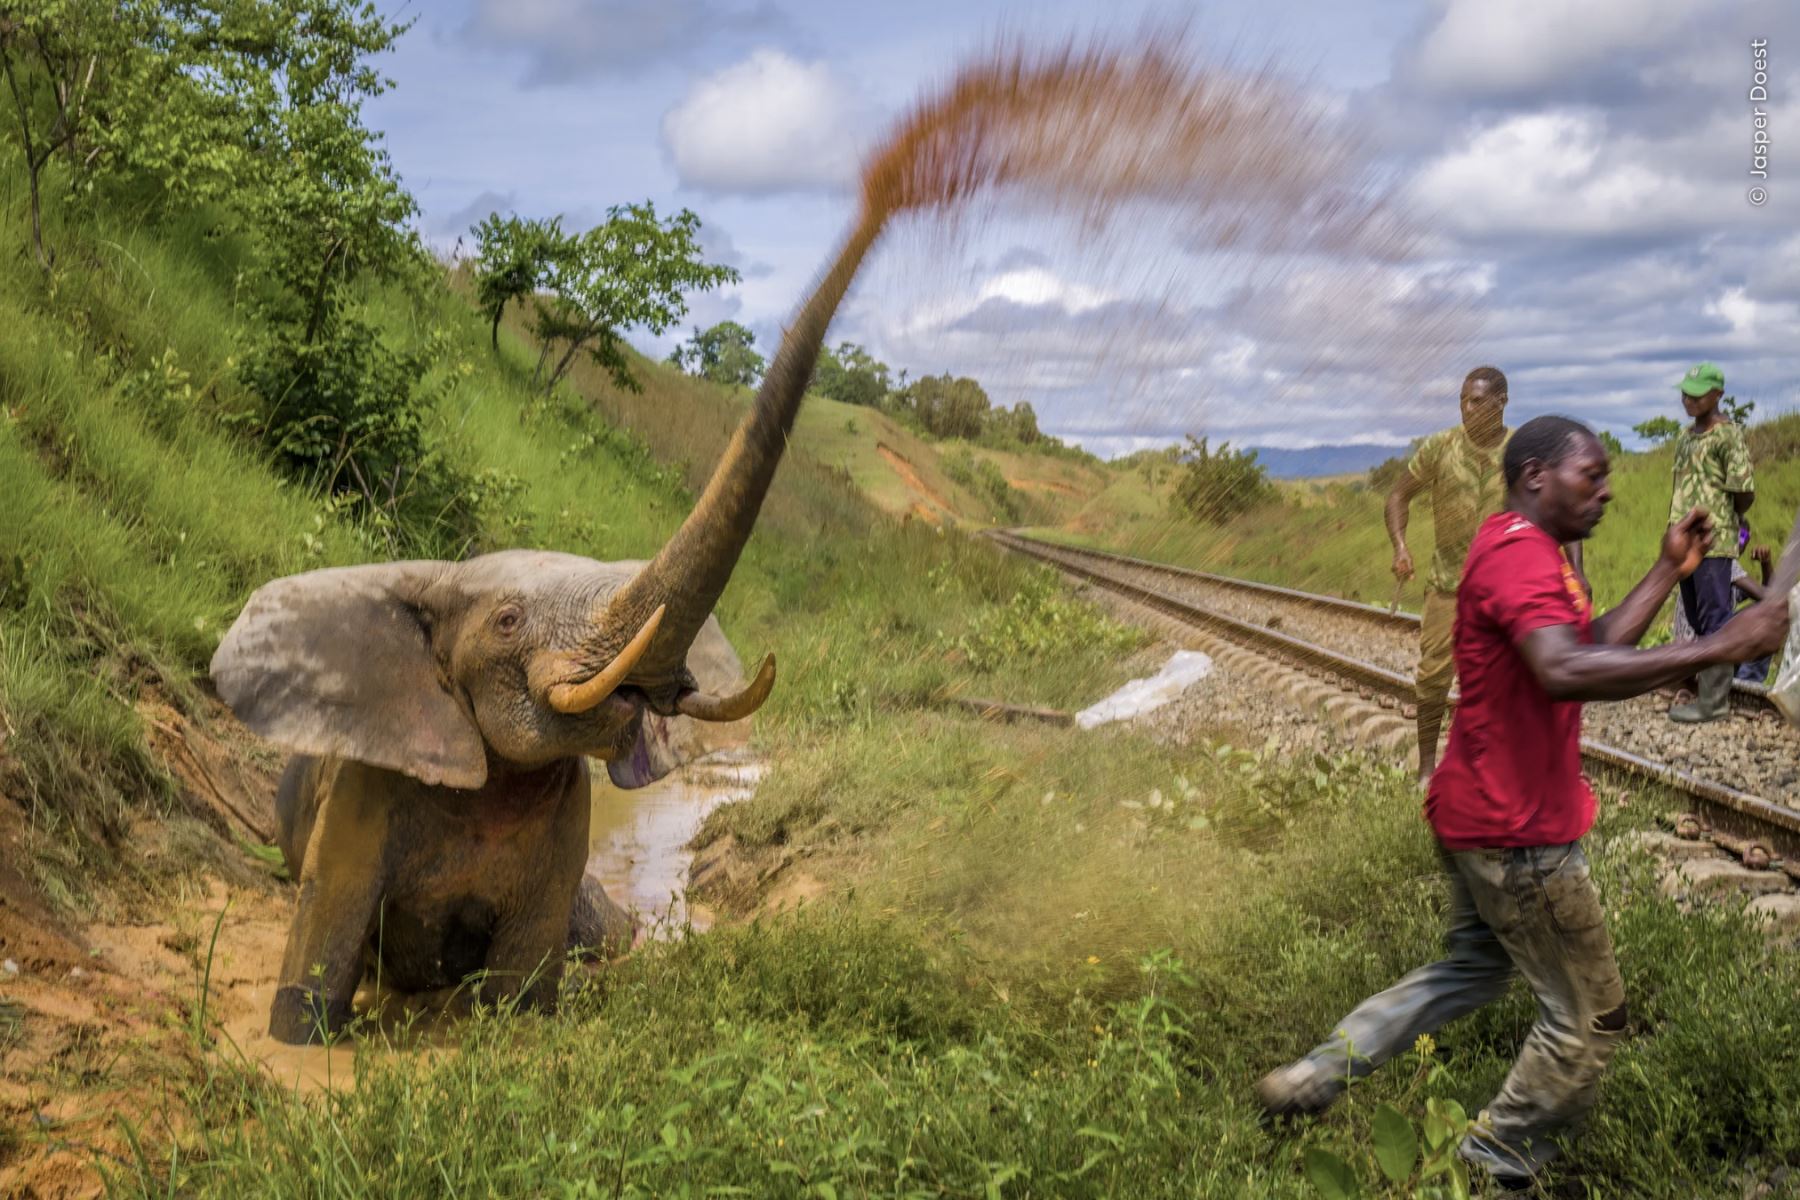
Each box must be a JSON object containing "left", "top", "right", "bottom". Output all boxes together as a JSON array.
[
  {"left": 548, "top": 605, "right": 666, "bottom": 715},
  {"left": 675, "top": 653, "right": 776, "bottom": 722}
]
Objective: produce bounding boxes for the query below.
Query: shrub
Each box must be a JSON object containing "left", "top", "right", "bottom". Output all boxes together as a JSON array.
[
  {"left": 949, "top": 573, "right": 1142, "bottom": 673},
  {"left": 238, "top": 318, "right": 476, "bottom": 554},
  {"left": 1170, "top": 435, "right": 1275, "bottom": 523},
  {"left": 942, "top": 446, "right": 1023, "bottom": 523}
]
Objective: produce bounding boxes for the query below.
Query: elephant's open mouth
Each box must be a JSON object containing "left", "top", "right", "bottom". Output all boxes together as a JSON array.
[
  {"left": 593, "top": 686, "right": 653, "bottom": 747},
  {"left": 587, "top": 663, "right": 775, "bottom": 791}
]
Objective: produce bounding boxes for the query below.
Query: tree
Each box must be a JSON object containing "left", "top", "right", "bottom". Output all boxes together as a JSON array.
[
  {"left": 1722, "top": 394, "right": 1755, "bottom": 424},
  {"left": 811, "top": 341, "right": 891, "bottom": 408},
  {"left": 528, "top": 202, "right": 738, "bottom": 396},
  {"left": 1170, "top": 435, "right": 1275, "bottom": 523},
  {"left": 0, "top": 0, "right": 135, "bottom": 270},
  {"left": 208, "top": 2, "right": 463, "bottom": 541},
  {"left": 669, "top": 320, "right": 764, "bottom": 388},
  {"left": 239, "top": 8, "right": 423, "bottom": 344},
  {"left": 1597, "top": 429, "right": 1624, "bottom": 458},
  {"left": 984, "top": 400, "right": 1041, "bottom": 445},
  {"left": 1632, "top": 416, "right": 1682, "bottom": 445},
  {"left": 906, "top": 372, "right": 990, "bottom": 439},
  {"left": 472, "top": 213, "right": 567, "bottom": 348}
]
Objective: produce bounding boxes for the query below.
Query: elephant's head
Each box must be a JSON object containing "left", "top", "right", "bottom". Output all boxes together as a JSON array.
[{"left": 211, "top": 210, "right": 888, "bottom": 790}]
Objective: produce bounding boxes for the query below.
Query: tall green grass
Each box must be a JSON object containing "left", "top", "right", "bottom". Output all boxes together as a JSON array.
[{"left": 123, "top": 732, "right": 1800, "bottom": 1199}]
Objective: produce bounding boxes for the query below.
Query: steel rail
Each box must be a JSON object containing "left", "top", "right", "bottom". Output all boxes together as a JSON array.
[
  {"left": 994, "top": 529, "right": 1800, "bottom": 861},
  {"left": 992, "top": 529, "right": 1420, "bottom": 629},
  {"left": 995, "top": 529, "right": 1778, "bottom": 715}
]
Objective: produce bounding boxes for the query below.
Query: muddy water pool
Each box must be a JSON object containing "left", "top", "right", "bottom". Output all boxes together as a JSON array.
[{"left": 586, "top": 751, "right": 764, "bottom": 936}]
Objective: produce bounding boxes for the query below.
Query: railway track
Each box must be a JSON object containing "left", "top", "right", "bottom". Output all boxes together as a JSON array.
[
  {"left": 998, "top": 531, "right": 1778, "bottom": 714},
  {"left": 989, "top": 529, "right": 1800, "bottom": 871}
]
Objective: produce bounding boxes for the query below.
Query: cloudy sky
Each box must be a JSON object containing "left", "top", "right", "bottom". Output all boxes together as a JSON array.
[{"left": 369, "top": 0, "right": 1800, "bottom": 457}]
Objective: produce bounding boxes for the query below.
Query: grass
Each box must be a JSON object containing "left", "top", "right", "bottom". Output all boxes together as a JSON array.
[{"left": 121, "top": 735, "right": 1800, "bottom": 1198}]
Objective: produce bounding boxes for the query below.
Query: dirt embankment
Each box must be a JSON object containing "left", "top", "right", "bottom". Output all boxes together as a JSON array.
[
  {"left": 875, "top": 443, "right": 956, "bottom": 523},
  {"left": 1006, "top": 477, "right": 1081, "bottom": 497},
  {"left": 0, "top": 693, "right": 294, "bottom": 1199}
]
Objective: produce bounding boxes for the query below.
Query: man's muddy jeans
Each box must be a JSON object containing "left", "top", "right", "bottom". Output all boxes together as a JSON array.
[{"left": 1303, "top": 842, "right": 1626, "bottom": 1178}]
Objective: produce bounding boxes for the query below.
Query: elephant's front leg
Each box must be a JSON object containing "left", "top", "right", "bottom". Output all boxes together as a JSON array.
[
  {"left": 482, "top": 781, "right": 590, "bottom": 1012},
  {"left": 270, "top": 772, "right": 391, "bottom": 1044}
]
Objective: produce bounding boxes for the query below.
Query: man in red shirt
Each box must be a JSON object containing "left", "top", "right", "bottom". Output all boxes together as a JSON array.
[{"left": 1254, "top": 416, "right": 1790, "bottom": 1189}]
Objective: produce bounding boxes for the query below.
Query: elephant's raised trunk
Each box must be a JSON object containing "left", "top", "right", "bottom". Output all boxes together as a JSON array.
[{"left": 581, "top": 207, "right": 888, "bottom": 712}]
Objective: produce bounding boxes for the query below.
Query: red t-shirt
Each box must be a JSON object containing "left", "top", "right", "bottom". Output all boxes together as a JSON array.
[{"left": 1426, "top": 512, "right": 1596, "bottom": 849}]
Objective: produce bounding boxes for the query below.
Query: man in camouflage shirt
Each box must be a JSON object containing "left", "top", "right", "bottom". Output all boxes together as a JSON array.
[
  {"left": 1386, "top": 366, "right": 1510, "bottom": 779},
  {"left": 1667, "top": 361, "right": 1756, "bottom": 722}
]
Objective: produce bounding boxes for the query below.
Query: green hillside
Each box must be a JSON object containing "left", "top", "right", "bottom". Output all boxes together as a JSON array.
[
  {"left": 549, "top": 322, "right": 1115, "bottom": 531},
  {"left": 0, "top": 163, "right": 1144, "bottom": 923},
  {"left": 1040, "top": 421, "right": 1800, "bottom": 619}
]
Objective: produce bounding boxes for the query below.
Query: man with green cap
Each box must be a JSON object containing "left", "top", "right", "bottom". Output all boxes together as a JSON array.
[
  {"left": 1667, "top": 361, "right": 1756, "bottom": 722},
  {"left": 1387, "top": 366, "right": 1510, "bottom": 778}
]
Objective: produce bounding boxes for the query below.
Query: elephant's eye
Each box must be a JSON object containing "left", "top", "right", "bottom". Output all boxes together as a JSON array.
[{"left": 494, "top": 606, "right": 523, "bottom": 635}]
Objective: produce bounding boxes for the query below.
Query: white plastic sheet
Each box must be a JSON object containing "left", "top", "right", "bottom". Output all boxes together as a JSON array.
[{"left": 1074, "top": 649, "right": 1214, "bottom": 729}]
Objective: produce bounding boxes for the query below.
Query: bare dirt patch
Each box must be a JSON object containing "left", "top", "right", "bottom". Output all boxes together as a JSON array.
[
  {"left": 0, "top": 694, "right": 295, "bottom": 1199},
  {"left": 1007, "top": 477, "right": 1082, "bottom": 497},
  {"left": 876, "top": 443, "right": 956, "bottom": 520}
]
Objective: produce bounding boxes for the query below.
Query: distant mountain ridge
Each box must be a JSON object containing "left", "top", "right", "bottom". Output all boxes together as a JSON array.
[{"left": 1243, "top": 443, "right": 1409, "bottom": 479}]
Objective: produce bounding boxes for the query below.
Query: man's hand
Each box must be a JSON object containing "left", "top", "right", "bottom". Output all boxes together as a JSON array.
[
  {"left": 1661, "top": 508, "right": 1716, "bottom": 578},
  {"left": 1751, "top": 544, "right": 1774, "bottom": 584},
  {"left": 1392, "top": 546, "right": 1415, "bottom": 582},
  {"left": 1709, "top": 593, "right": 1791, "bottom": 661}
]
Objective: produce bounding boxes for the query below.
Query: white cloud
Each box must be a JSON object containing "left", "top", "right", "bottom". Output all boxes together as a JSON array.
[
  {"left": 661, "top": 50, "right": 869, "bottom": 195},
  {"left": 1410, "top": 110, "right": 1720, "bottom": 238},
  {"left": 1410, "top": 0, "right": 1709, "bottom": 96},
  {"left": 975, "top": 268, "right": 1113, "bottom": 314},
  {"left": 1705, "top": 286, "right": 1800, "bottom": 344}
]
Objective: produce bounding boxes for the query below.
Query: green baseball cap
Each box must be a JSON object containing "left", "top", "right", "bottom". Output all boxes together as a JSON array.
[{"left": 1678, "top": 361, "right": 1725, "bottom": 397}]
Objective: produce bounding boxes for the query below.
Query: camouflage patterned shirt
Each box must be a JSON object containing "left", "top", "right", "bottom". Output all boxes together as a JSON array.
[
  {"left": 1406, "top": 425, "right": 1510, "bottom": 593},
  {"left": 1668, "top": 421, "right": 1754, "bottom": 558}
]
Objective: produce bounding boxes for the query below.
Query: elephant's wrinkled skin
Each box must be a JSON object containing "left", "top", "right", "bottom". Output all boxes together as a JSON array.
[{"left": 214, "top": 208, "right": 888, "bottom": 1044}]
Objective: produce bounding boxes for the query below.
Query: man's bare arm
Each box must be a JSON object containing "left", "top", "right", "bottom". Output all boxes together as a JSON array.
[
  {"left": 1587, "top": 561, "right": 1684, "bottom": 647},
  {"left": 1518, "top": 612, "right": 1784, "bottom": 702},
  {"left": 1737, "top": 546, "right": 1776, "bottom": 603},
  {"left": 1385, "top": 472, "right": 1422, "bottom": 580}
]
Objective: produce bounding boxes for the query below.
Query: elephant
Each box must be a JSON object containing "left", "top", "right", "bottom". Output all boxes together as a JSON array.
[{"left": 212, "top": 206, "right": 888, "bottom": 1044}]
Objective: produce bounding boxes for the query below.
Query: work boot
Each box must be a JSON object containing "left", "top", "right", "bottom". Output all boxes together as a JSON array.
[
  {"left": 1669, "top": 663, "right": 1731, "bottom": 723},
  {"left": 1252, "top": 1059, "right": 1344, "bottom": 1123},
  {"left": 1458, "top": 1133, "right": 1537, "bottom": 1194}
]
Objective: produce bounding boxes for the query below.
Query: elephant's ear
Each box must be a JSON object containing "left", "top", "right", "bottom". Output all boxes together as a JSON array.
[
  {"left": 211, "top": 562, "right": 488, "bottom": 790},
  {"left": 607, "top": 615, "right": 749, "bottom": 790}
]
